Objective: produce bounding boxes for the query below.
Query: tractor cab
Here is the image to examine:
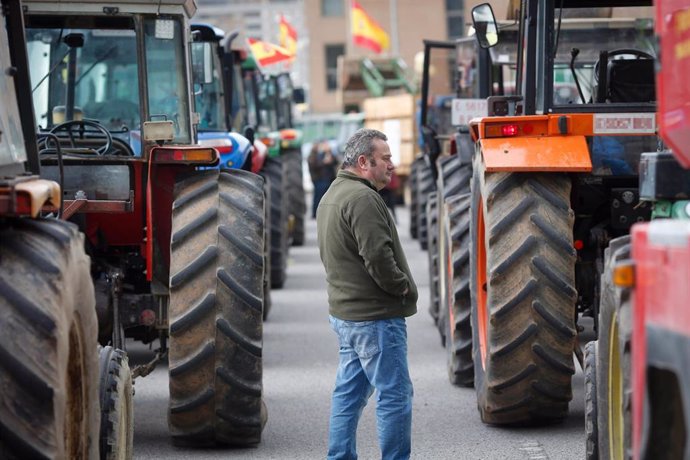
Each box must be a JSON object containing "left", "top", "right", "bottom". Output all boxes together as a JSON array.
[
  {"left": 26, "top": 3, "right": 197, "bottom": 157},
  {"left": 191, "top": 24, "right": 255, "bottom": 170}
]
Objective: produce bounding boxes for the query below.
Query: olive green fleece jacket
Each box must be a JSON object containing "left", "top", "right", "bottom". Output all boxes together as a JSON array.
[{"left": 316, "top": 170, "right": 418, "bottom": 321}]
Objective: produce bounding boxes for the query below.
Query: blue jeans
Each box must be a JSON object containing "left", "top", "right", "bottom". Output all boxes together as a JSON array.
[{"left": 328, "top": 316, "right": 413, "bottom": 460}]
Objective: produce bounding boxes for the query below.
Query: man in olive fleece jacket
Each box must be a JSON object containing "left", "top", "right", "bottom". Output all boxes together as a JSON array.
[
  {"left": 316, "top": 168, "right": 418, "bottom": 320},
  {"left": 316, "top": 128, "right": 418, "bottom": 460}
]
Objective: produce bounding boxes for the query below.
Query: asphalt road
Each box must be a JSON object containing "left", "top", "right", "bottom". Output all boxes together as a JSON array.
[{"left": 130, "top": 204, "right": 587, "bottom": 460}]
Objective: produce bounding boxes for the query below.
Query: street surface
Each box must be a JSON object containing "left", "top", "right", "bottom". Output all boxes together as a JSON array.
[{"left": 130, "top": 204, "right": 586, "bottom": 460}]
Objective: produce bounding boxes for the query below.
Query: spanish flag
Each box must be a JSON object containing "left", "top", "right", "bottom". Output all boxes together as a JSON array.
[
  {"left": 246, "top": 37, "right": 292, "bottom": 68},
  {"left": 279, "top": 14, "right": 297, "bottom": 58},
  {"left": 351, "top": 1, "right": 390, "bottom": 54}
]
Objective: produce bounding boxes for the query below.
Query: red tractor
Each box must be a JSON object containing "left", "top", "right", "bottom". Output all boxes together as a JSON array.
[
  {"left": 584, "top": 1, "right": 690, "bottom": 458},
  {"left": 23, "top": 0, "right": 267, "bottom": 447}
]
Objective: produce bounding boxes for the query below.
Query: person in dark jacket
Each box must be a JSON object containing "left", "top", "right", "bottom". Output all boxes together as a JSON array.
[
  {"left": 308, "top": 140, "right": 338, "bottom": 218},
  {"left": 316, "top": 128, "right": 418, "bottom": 460}
]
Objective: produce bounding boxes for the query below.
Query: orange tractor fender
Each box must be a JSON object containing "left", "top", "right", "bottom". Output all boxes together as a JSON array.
[{"left": 469, "top": 112, "right": 657, "bottom": 172}]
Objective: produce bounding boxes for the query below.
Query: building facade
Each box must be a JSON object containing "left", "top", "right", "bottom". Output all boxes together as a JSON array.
[
  {"left": 304, "top": 0, "right": 452, "bottom": 113},
  {"left": 193, "top": 0, "right": 517, "bottom": 115}
]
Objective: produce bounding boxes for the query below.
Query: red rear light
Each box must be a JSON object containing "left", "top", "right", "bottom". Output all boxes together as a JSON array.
[
  {"left": 15, "top": 193, "right": 32, "bottom": 215},
  {"left": 216, "top": 145, "right": 234, "bottom": 155},
  {"left": 449, "top": 137, "right": 457, "bottom": 155},
  {"left": 281, "top": 129, "right": 297, "bottom": 140},
  {"left": 501, "top": 124, "right": 519, "bottom": 136}
]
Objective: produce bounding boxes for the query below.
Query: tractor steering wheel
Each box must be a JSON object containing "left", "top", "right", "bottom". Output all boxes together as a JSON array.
[
  {"left": 49, "top": 119, "right": 113, "bottom": 156},
  {"left": 593, "top": 48, "right": 654, "bottom": 84}
]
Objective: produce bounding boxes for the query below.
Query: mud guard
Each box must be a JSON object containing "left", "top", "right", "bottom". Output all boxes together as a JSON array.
[{"left": 478, "top": 135, "right": 593, "bottom": 172}]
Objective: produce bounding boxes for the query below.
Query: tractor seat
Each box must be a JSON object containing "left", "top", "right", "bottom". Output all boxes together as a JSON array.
[{"left": 607, "top": 58, "right": 656, "bottom": 103}]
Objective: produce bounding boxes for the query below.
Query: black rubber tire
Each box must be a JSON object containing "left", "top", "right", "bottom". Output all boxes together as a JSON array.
[
  {"left": 469, "top": 155, "right": 577, "bottom": 425},
  {"left": 409, "top": 156, "right": 423, "bottom": 239},
  {"left": 437, "top": 154, "right": 471, "bottom": 200},
  {"left": 283, "top": 149, "right": 306, "bottom": 247},
  {"left": 262, "top": 176, "right": 272, "bottom": 320},
  {"left": 595, "top": 236, "right": 632, "bottom": 460},
  {"left": 416, "top": 163, "right": 436, "bottom": 251},
  {"left": 98, "top": 346, "right": 133, "bottom": 460},
  {"left": 168, "top": 170, "right": 266, "bottom": 446},
  {"left": 434, "top": 155, "right": 472, "bottom": 346},
  {"left": 585, "top": 340, "right": 599, "bottom": 460},
  {"left": 426, "top": 192, "right": 440, "bottom": 329},
  {"left": 443, "top": 193, "right": 474, "bottom": 387},
  {"left": 260, "top": 156, "right": 289, "bottom": 288},
  {"left": 0, "top": 218, "right": 100, "bottom": 459}
]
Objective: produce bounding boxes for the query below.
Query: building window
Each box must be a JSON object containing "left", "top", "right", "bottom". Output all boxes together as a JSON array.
[
  {"left": 447, "top": 14, "right": 464, "bottom": 39},
  {"left": 325, "top": 44, "right": 344, "bottom": 91},
  {"left": 446, "top": 0, "right": 464, "bottom": 39},
  {"left": 322, "top": 0, "right": 344, "bottom": 17}
]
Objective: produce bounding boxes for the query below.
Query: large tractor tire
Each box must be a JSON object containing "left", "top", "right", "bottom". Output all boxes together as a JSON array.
[
  {"left": 168, "top": 170, "right": 266, "bottom": 446},
  {"left": 409, "top": 156, "right": 424, "bottom": 239},
  {"left": 283, "top": 149, "right": 306, "bottom": 247},
  {"left": 469, "top": 156, "right": 577, "bottom": 424},
  {"left": 262, "top": 177, "right": 272, "bottom": 320},
  {"left": 98, "top": 346, "right": 133, "bottom": 460},
  {"left": 585, "top": 341, "right": 599, "bottom": 460},
  {"left": 426, "top": 192, "right": 440, "bottom": 328},
  {"left": 434, "top": 155, "right": 472, "bottom": 342},
  {"left": 0, "top": 218, "right": 100, "bottom": 459},
  {"left": 260, "top": 156, "right": 289, "bottom": 288},
  {"left": 416, "top": 161, "right": 436, "bottom": 251},
  {"left": 594, "top": 236, "right": 632, "bottom": 460},
  {"left": 437, "top": 154, "right": 471, "bottom": 200},
  {"left": 442, "top": 193, "right": 474, "bottom": 387}
]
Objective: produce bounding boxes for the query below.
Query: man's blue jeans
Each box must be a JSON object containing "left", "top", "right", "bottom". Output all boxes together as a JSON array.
[{"left": 328, "top": 316, "right": 413, "bottom": 460}]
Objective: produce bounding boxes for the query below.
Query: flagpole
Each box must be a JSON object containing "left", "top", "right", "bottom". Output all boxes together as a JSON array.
[{"left": 389, "top": 0, "right": 399, "bottom": 56}]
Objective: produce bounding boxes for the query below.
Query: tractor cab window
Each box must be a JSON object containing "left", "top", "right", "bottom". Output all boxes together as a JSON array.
[
  {"left": 258, "top": 76, "right": 277, "bottom": 131},
  {"left": 229, "top": 60, "right": 247, "bottom": 133},
  {"left": 26, "top": 23, "right": 140, "bottom": 134},
  {"left": 487, "top": 30, "right": 518, "bottom": 96},
  {"left": 275, "top": 74, "right": 293, "bottom": 129},
  {"left": 0, "top": 19, "right": 27, "bottom": 165},
  {"left": 145, "top": 18, "right": 191, "bottom": 144},
  {"left": 243, "top": 71, "right": 259, "bottom": 129},
  {"left": 191, "top": 41, "right": 225, "bottom": 131},
  {"left": 551, "top": 16, "right": 655, "bottom": 106}
]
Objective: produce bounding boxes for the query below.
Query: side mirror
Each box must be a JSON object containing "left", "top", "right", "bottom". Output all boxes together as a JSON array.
[{"left": 472, "top": 3, "right": 499, "bottom": 49}]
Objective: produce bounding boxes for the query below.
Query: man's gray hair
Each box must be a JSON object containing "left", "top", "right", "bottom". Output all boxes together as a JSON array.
[{"left": 341, "top": 128, "right": 387, "bottom": 169}]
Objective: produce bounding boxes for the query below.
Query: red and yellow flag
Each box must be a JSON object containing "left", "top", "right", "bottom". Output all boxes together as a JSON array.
[
  {"left": 351, "top": 1, "right": 390, "bottom": 54},
  {"left": 279, "top": 14, "right": 297, "bottom": 58},
  {"left": 246, "top": 37, "right": 292, "bottom": 68}
]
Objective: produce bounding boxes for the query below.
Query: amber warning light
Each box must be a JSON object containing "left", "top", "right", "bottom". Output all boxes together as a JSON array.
[{"left": 152, "top": 147, "right": 218, "bottom": 164}]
